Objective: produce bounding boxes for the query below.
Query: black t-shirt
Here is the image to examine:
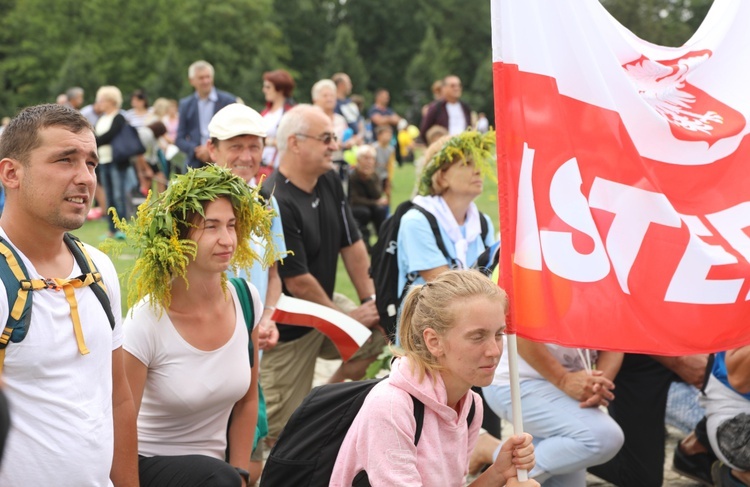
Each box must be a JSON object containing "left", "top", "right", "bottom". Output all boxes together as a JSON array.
[{"left": 266, "top": 169, "right": 361, "bottom": 342}]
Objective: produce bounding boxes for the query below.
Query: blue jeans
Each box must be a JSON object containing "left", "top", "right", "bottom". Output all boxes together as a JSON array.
[
  {"left": 98, "top": 162, "right": 128, "bottom": 233},
  {"left": 483, "top": 379, "right": 624, "bottom": 487}
]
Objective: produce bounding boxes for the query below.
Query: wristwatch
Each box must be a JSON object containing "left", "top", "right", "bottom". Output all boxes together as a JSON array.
[{"left": 235, "top": 467, "right": 250, "bottom": 483}]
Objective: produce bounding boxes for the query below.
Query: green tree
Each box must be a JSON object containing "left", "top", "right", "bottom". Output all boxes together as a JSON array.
[
  {"left": 600, "top": 0, "right": 713, "bottom": 47},
  {"left": 405, "top": 27, "right": 448, "bottom": 111},
  {"left": 340, "top": 1, "right": 426, "bottom": 102},
  {"left": 271, "top": 0, "right": 337, "bottom": 103},
  {"left": 0, "top": 0, "right": 90, "bottom": 109},
  {"left": 318, "top": 24, "right": 369, "bottom": 97},
  {"left": 416, "top": 0, "right": 491, "bottom": 88}
]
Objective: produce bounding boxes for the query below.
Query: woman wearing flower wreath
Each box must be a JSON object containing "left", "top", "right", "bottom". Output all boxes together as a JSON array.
[
  {"left": 397, "top": 130, "right": 497, "bottom": 295},
  {"left": 111, "top": 165, "right": 278, "bottom": 486}
]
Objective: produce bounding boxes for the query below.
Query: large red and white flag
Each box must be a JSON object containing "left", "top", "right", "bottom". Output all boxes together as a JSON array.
[{"left": 492, "top": 0, "right": 750, "bottom": 355}]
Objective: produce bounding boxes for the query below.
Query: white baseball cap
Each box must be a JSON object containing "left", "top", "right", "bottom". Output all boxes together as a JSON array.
[{"left": 208, "top": 103, "right": 267, "bottom": 140}]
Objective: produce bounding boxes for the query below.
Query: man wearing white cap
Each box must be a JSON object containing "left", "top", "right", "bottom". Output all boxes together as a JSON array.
[{"left": 207, "top": 103, "right": 288, "bottom": 483}]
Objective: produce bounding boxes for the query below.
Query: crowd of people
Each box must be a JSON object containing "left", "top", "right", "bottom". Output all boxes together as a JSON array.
[{"left": 0, "top": 56, "right": 745, "bottom": 487}]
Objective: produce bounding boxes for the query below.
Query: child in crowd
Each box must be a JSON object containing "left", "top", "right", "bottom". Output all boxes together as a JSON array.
[
  {"left": 330, "top": 269, "right": 538, "bottom": 487},
  {"left": 374, "top": 124, "right": 395, "bottom": 198},
  {"left": 397, "top": 119, "right": 418, "bottom": 163}
]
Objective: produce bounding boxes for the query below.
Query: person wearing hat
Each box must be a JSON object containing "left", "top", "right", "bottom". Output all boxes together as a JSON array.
[
  {"left": 207, "top": 103, "right": 288, "bottom": 484},
  {"left": 206, "top": 103, "right": 286, "bottom": 350}
]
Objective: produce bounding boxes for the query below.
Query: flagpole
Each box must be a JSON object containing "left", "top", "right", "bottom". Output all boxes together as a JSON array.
[{"left": 506, "top": 333, "right": 529, "bottom": 482}]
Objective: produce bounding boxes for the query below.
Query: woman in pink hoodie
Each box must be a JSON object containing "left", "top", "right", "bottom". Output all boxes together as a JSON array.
[{"left": 331, "top": 270, "right": 538, "bottom": 486}]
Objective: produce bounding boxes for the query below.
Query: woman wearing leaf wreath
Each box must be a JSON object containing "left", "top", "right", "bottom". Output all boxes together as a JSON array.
[
  {"left": 397, "top": 130, "right": 497, "bottom": 299},
  {"left": 112, "top": 165, "right": 278, "bottom": 486}
]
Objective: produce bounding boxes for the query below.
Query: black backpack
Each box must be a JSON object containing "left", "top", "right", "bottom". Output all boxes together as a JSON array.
[
  {"left": 473, "top": 241, "right": 501, "bottom": 278},
  {"left": 370, "top": 201, "right": 488, "bottom": 340},
  {"left": 259, "top": 377, "right": 475, "bottom": 487}
]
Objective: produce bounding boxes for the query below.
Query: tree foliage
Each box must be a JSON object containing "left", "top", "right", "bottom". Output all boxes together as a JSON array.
[
  {"left": 0, "top": 0, "right": 714, "bottom": 125},
  {"left": 318, "top": 24, "right": 369, "bottom": 96}
]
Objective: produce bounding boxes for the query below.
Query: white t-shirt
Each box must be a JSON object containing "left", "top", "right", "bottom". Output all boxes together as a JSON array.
[
  {"left": 446, "top": 102, "right": 467, "bottom": 135},
  {"left": 124, "top": 282, "right": 261, "bottom": 459},
  {"left": 0, "top": 229, "right": 123, "bottom": 487}
]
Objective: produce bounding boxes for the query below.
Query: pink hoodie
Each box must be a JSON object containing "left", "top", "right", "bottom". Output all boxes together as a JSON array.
[{"left": 330, "top": 357, "right": 483, "bottom": 486}]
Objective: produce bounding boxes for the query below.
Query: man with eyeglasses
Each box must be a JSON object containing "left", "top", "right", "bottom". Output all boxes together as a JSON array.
[
  {"left": 420, "top": 74, "right": 473, "bottom": 137},
  {"left": 259, "top": 104, "right": 384, "bottom": 448}
]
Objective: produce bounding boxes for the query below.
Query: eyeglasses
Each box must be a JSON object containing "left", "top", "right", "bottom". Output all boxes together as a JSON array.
[{"left": 295, "top": 132, "right": 338, "bottom": 145}]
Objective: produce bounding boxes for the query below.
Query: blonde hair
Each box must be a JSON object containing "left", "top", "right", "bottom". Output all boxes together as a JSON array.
[
  {"left": 397, "top": 269, "right": 508, "bottom": 380},
  {"left": 152, "top": 97, "right": 171, "bottom": 119},
  {"left": 311, "top": 79, "right": 337, "bottom": 101},
  {"left": 95, "top": 86, "right": 123, "bottom": 109},
  {"left": 418, "top": 130, "right": 496, "bottom": 196}
]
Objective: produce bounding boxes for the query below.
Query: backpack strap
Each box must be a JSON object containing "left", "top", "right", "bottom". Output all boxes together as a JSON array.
[
  {"left": 479, "top": 212, "right": 489, "bottom": 248},
  {"left": 411, "top": 395, "right": 425, "bottom": 446},
  {"left": 64, "top": 233, "right": 115, "bottom": 331},
  {"left": 0, "top": 237, "right": 34, "bottom": 356},
  {"left": 230, "top": 277, "right": 255, "bottom": 368},
  {"left": 467, "top": 396, "right": 476, "bottom": 427},
  {"left": 401, "top": 204, "right": 459, "bottom": 297},
  {"left": 411, "top": 204, "right": 456, "bottom": 266},
  {"left": 410, "top": 394, "right": 475, "bottom": 447}
]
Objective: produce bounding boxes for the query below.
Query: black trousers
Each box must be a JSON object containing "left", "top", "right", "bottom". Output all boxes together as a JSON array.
[
  {"left": 352, "top": 204, "right": 389, "bottom": 251},
  {"left": 588, "top": 354, "right": 677, "bottom": 487},
  {"left": 138, "top": 454, "right": 242, "bottom": 487}
]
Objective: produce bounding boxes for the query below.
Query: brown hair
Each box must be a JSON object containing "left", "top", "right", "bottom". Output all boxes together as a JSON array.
[
  {"left": 263, "top": 69, "right": 296, "bottom": 98},
  {"left": 0, "top": 104, "right": 93, "bottom": 164},
  {"left": 147, "top": 121, "right": 167, "bottom": 139},
  {"left": 397, "top": 269, "right": 508, "bottom": 380}
]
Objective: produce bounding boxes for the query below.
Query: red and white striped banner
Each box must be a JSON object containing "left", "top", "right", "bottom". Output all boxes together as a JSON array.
[
  {"left": 493, "top": 0, "right": 750, "bottom": 354},
  {"left": 271, "top": 295, "right": 371, "bottom": 361}
]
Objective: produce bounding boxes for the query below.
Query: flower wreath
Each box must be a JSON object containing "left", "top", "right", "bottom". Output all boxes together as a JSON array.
[
  {"left": 417, "top": 129, "right": 497, "bottom": 196},
  {"left": 105, "top": 165, "right": 279, "bottom": 310}
]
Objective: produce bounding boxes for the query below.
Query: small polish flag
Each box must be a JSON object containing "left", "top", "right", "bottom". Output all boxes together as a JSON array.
[{"left": 271, "top": 295, "right": 372, "bottom": 361}]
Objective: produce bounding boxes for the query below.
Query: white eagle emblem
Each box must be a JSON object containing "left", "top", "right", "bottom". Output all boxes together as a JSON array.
[{"left": 624, "top": 52, "right": 722, "bottom": 135}]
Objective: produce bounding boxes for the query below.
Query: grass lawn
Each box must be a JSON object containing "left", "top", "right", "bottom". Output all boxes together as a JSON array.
[{"left": 74, "top": 162, "right": 500, "bottom": 315}]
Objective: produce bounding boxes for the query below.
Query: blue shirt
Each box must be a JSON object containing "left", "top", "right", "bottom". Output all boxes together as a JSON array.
[
  {"left": 197, "top": 88, "right": 218, "bottom": 145},
  {"left": 396, "top": 208, "right": 495, "bottom": 294},
  {"left": 712, "top": 351, "right": 750, "bottom": 400}
]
